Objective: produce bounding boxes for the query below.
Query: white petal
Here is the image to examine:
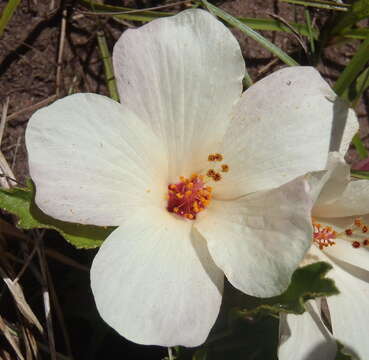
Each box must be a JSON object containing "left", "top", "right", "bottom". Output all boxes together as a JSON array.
[
  {"left": 324, "top": 254, "right": 369, "bottom": 359},
  {"left": 314, "top": 152, "right": 351, "bottom": 206},
  {"left": 313, "top": 180, "right": 369, "bottom": 218},
  {"left": 26, "top": 93, "right": 167, "bottom": 226},
  {"left": 90, "top": 206, "right": 223, "bottom": 347},
  {"left": 306, "top": 152, "right": 350, "bottom": 207},
  {"left": 195, "top": 177, "right": 313, "bottom": 297},
  {"left": 331, "top": 97, "right": 359, "bottom": 156},
  {"left": 311, "top": 216, "right": 369, "bottom": 272},
  {"left": 215, "top": 66, "right": 358, "bottom": 198},
  {"left": 113, "top": 9, "right": 245, "bottom": 179},
  {"left": 278, "top": 301, "right": 337, "bottom": 360},
  {"left": 323, "top": 237, "right": 369, "bottom": 273}
]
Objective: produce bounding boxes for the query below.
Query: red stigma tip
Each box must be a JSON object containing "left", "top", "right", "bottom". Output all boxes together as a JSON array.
[
  {"left": 352, "top": 241, "right": 361, "bottom": 248},
  {"left": 345, "top": 229, "right": 353, "bottom": 236}
]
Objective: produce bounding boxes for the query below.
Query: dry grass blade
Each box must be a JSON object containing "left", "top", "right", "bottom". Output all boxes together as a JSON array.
[
  {"left": 0, "top": 314, "right": 25, "bottom": 360},
  {"left": 20, "top": 325, "right": 33, "bottom": 360},
  {"left": 24, "top": 326, "right": 39, "bottom": 359},
  {"left": 0, "top": 265, "right": 43, "bottom": 333}
]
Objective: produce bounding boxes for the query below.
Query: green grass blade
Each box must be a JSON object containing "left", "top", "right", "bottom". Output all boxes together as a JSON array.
[
  {"left": 341, "top": 67, "right": 369, "bottom": 106},
  {"left": 334, "top": 35, "right": 369, "bottom": 97},
  {"left": 80, "top": 0, "right": 318, "bottom": 36},
  {"left": 341, "top": 28, "right": 369, "bottom": 40},
  {"left": 304, "top": 8, "right": 316, "bottom": 54},
  {"left": 237, "top": 17, "right": 318, "bottom": 38},
  {"left": 96, "top": 30, "right": 120, "bottom": 102},
  {"left": 352, "top": 133, "right": 368, "bottom": 160},
  {"left": 0, "top": 0, "right": 21, "bottom": 37},
  {"left": 333, "top": 35, "right": 369, "bottom": 161},
  {"left": 281, "top": 0, "right": 349, "bottom": 11},
  {"left": 330, "top": 0, "right": 369, "bottom": 36},
  {"left": 79, "top": 0, "right": 172, "bottom": 20},
  {"left": 243, "top": 70, "right": 253, "bottom": 88},
  {"left": 202, "top": 0, "right": 299, "bottom": 66}
]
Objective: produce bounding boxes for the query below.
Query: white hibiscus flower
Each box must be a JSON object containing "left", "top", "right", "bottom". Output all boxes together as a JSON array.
[
  {"left": 279, "top": 153, "right": 369, "bottom": 360},
  {"left": 25, "top": 10, "right": 357, "bottom": 347}
]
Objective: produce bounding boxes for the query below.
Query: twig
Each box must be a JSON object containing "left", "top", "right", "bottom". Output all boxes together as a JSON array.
[
  {"left": 0, "top": 152, "right": 16, "bottom": 188},
  {"left": 37, "top": 342, "right": 72, "bottom": 360},
  {"left": 0, "top": 173, "right": 25, "bottom": 186},
  {"left": 6, "top": 95, "right": 57, "bottom": 122},
  {"left": 257, "top": 57, "right": 280, "bottom": 76},
  {"left": 11, "top": 136, "right": 21, "bottom": 170},
  {"left": 0, "top": 98, "right": 13, "bottom": 188},
  {"left": 267, "top": 12, "right": 308, "bottom": 54},
  {"left": 0, "top": 97, "right": 9, "bottom": 144},
  {"left": 56, "top": 9, "right": 67, "bottom": 97},
  {"left": 44, "top": 256, "right": 75, "bottom": 359},
  {"left": 36, "top": 232, "right": 57, "bottom": 360},
  {"left": 168, "top": 347, "right": 174, "bottom": 360},
  {"left": 13, "top": 239, "right": 40, "bottom": 284}
]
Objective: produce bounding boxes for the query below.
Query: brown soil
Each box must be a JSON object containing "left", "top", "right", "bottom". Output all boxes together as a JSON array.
[{"left": 1, "top": 0, "right": 368, "bottom": 182}]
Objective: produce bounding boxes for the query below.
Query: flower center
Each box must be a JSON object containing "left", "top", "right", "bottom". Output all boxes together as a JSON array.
[
  {"left": 166, "top": 153, "right": 228, "bottom": 220},
  {"left": 312, "top": 217, "right": 369, "bottom": 250}
]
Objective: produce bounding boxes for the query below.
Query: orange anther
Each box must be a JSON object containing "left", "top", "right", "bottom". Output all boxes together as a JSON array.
[
  {"left": 221, "top": 164, "right": 229, "bottom": 172},
  {"left": 213, "top": 173, "right": 222, "bottom": 182}
]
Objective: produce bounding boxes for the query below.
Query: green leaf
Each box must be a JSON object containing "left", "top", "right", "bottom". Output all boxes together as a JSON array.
[
  {"left": 334, "top": 35, "right": 369, "bottom": 97},
  {"left": 229, "top": 262, "right": 339, "bottom": 318},
  {"left": 202, "top": 0, "right": 298, "bottom": 66},
  {"left": 341, "top": 27, "right": 369, "bottom": 40},
  {"left": 203, "top": 317, "right": 280, "bottom": 360},
  {"left": 96, "top": 30, "right": 120, "bottom": 102},
  {"left": 0, "top": 180, "right": 114, "bottom": 248},
  {"left": 192, "top": 348, "right": 207, "bottom": 360},
  {"left": 0, "top": 0, "right": 21, "bottom": 37},
  {"left": 335, "top": 341, "right": 354, "bottom": 360},
  {"left": 280, "top": 0, "right": 349, "bottom": 11},
  {"left": 352, "top": 133, "right": 368, "bottom": 160}
]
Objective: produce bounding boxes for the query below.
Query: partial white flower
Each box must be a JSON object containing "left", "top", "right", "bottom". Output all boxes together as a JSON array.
[
  {"left": 26, "top": 10, "right": 357, "bottom": 347},
  {"left": 279, "top": 153, "right": 369, "bottom": 360}
]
